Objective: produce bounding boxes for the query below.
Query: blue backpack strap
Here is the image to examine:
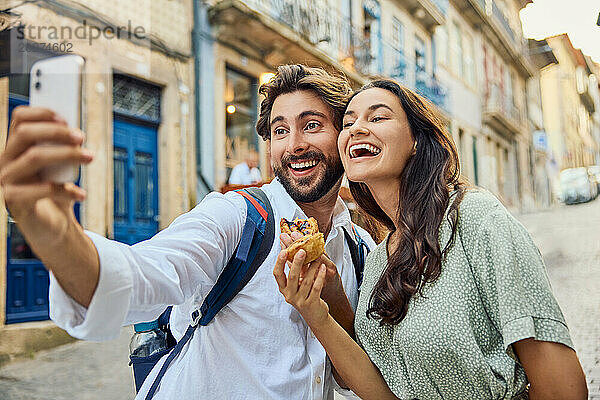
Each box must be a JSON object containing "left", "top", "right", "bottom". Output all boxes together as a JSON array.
[
  {"left": 341, "top": 224, "right": 370, "bottom": 288},
  {"left": 194, "top": 187, "right": 274, "bottom": 326},
  {"left": 145, "top": 188, "right": 274, "bottom": 399},
  {"left": 351, "top": 223, "right": 370, "bottom": 268}
]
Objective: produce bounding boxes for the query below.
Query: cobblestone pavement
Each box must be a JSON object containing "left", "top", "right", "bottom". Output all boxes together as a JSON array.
[
  {"left": 1, "top": 199, "right": 598, "bottom": 400},
  {"left": 517, "top": 199, "right": 600, "bottom": 399},
  {"left": 0, "top": 326, "right": 135, "bottom": 399}
]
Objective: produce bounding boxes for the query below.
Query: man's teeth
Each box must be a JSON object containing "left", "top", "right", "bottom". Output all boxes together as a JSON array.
[
  {"left": 290, "top": 160, "right": 319, "bottom": 169},
  {"left": 349, "top": 143, "right": 381, "bottom": 158}
]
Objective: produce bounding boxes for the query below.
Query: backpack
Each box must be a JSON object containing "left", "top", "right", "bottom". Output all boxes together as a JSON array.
[{"left": 130, "top": 187, "right": 370, "bottom": 399}]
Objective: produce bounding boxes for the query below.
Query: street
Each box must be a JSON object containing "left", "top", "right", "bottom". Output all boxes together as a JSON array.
[{"left": 0, "top": 199, "right": 599, "bottom": 399}]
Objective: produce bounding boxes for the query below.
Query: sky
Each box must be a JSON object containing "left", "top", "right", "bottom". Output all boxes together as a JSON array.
[{"left": 520, "top": 0, "right": 600, "bottom": 63}]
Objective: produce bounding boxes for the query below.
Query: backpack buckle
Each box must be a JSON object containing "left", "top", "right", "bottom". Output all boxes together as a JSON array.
[{"left": 191, "top": 309, "right": 202, "bottom": 327}]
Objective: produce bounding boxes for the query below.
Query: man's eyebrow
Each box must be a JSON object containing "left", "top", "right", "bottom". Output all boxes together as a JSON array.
[
  {"left": 299, "top": 110, "right": 327, "bottom": 120},
  {"left": 344, "top": 110, "right": 356, "bottom": 117},
  {"left": 270, "top": 115, "right": 285, "bottom": 127}
]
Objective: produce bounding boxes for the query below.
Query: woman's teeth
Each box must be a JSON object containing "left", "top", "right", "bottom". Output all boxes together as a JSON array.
[{"left": 349, "top": 143, "right": 381, "bottom": 158}]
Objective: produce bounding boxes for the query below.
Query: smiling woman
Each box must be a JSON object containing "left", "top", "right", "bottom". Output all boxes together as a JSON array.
[
  {"left": 340, "top": 80, "right": 464, "bottom": 326},
  {"left": 277, "top": 78, "right": 588, "bottom": 400}
]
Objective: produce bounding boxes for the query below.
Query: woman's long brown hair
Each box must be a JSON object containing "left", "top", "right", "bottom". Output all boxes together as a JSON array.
[{"left": 349, "top": 80, "right": 466, "bottom": 326}]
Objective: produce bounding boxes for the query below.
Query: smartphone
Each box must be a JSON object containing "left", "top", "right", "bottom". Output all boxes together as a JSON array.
[{"left": 29, "top": 55, "right": 85, "bottom": 183}]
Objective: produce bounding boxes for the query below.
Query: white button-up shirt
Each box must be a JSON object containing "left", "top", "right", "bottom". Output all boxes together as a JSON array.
[{"left": 49, "top": 179, "right": 375, "bottom": 400}]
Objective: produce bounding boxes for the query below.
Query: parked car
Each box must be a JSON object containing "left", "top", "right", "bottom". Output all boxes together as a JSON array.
[
  {"left": 588, "top": 165, "right": 600, "bottom": 192},
  {"left": 559, "top": 167, "right": 598, "bottom": 204}
]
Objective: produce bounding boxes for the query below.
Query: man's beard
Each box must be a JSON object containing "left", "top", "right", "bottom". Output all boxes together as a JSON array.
[{"left": 274, "top": 150, "right": 344, "bottom": 203}]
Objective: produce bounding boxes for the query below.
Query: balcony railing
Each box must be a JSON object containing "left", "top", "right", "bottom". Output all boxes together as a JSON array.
[
  {"left": 416, "top": 76, "right": 448, "bottom": 111},
  {"left": 484, "top": 84, "right": 523, "bottom": 132},
  {"left": 490, "top": 1, "right": 516, "bottom": 43},
  {"left": 213, "top": 0, "right": 448, "bottom": 110},
  {"left": 237, "top": 0, "right": 367, "bottom": 65},
  {"left": 355, "top": 39, "right": 448, "bottom": 111}
]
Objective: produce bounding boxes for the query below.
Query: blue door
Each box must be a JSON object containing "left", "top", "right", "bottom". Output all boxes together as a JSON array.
[
  {"left": 113, "top": 115, "right": 159, "bottom": 245},
  {"left": 5, "top": 95, "right": 50, "bottom": 324},
  {"left": 5, "top": 95, "right": 80, "bottom": 324}
]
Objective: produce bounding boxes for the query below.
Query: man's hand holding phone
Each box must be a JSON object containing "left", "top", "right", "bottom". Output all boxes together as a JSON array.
[
  {"left": 0, "top": 55, "right": 100, "bottom": 308},
  {"left": 0, "top": 106, "right": 93, "bottom": 244},
  {"left": 0, "top": 106, "right": 100, "bottom": 308}
]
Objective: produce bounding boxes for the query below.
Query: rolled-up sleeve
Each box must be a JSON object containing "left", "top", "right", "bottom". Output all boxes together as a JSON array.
[
  {"left": 49, "top": 191, "right": 246, "bottom": 341},
  {"left": 466, "top": 203, "right": 574, "bottom": 357}
]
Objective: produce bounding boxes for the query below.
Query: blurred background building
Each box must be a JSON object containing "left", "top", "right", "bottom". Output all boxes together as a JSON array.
[
  {"left": 0, "top": 0, "right": 196, "bottom": 357},
  {"left": 0, "top": 0, "right": 599, "bottom": 361}
]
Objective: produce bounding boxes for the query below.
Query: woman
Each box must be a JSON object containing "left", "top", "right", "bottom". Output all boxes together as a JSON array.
[{"left": 273, "top": 80, "right": 588, "bottom": 399}]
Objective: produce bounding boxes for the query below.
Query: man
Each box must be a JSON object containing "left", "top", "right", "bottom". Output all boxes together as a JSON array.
[
  {"left": 0, "top": 64, "right": 375, "bottom": 399},
  {"left": 228, "top": 149, "right": 262, "bottom": 185}
]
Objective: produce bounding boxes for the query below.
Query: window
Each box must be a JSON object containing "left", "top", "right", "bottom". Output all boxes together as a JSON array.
[
  {"left": 225, "top": 67, "right": 258, "bottom": 172},
  {"left": 391, "top": 17, "right": 406, "bottom": 78},
  {"left": 415, "top": 35, "right": 427, "bottom": 84},
  {"left": 113, "top": 147, "right": 128, "bottom": 222},
  {"left": 113, "top": 74, "right": 161, "bottom": 122},
  {"left": 464, "top": 32, "right": 475, "bottom": 86},
  {"left": 504, "top": 68, "right": 513, "bottom": 111},
  {"left": 363, "top": 1, "right": 381, "bottom": 74},
  {"left": 510, "top": 71, "right": 517, "bottom": 107},
  {"left": 451, "top": 21, "right": 463, "bottom": 76},
  {"left": 435, "top": 25, "right": 448, "bottom": 66},
  {"left": 392, "top": 17, "right": 404, "bottom": 53}
]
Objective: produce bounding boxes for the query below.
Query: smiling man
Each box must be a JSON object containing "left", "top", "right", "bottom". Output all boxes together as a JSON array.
[
  {"left": 267, "top": 90, "right": 345, "bottom": 204},
  {"left": 0, "top": 64, "right": 375, "bottom": 399}
]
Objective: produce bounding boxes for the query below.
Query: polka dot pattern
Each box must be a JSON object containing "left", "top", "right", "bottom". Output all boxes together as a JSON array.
[{"left": 354, "top": 189, "right": 574, "bottom": 399}]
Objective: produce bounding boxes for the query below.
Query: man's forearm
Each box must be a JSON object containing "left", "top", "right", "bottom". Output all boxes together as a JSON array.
[
  {"left": 323, "top": 284, "right": 356, "bottom": 389},
  {"left": 19, "top": 213, "right": 100, "bottom": 308}
]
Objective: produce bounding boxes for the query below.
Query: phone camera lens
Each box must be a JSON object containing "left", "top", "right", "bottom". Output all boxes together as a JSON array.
[
  {"left": 35, "top": 81, "right": 41, "bottom": 90},
  {"left": 35, "top": 69, "right": 42, "bottom": 77}
]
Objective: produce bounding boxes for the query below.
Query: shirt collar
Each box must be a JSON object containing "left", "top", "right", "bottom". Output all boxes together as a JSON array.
[{"left": 261, "top": 178, "right": 354, "bottom": 232}]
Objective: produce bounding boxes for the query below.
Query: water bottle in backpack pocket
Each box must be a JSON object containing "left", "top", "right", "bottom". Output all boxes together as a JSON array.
[{"left": 129, "top": 320, "right": 172, "bottom": 392}]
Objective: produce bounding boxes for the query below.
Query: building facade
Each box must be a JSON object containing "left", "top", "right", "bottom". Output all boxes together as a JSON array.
[
  {"left": 198, "top": 0, "right": 540, "bottom": 210},
  {"left": 540, "top": 34, "right": 599, "bottom": 173},
  {"left": 527, "top": 38, "right": 558, "bottom": 206},
  {"left": 197, "top": 0, "right": 451, "bottom": 194},
  {"left": 0, "top": 0, "right": 195, "bottom": 358}
]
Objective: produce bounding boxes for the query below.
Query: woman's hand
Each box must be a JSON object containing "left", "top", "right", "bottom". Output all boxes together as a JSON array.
[
  {"left": 273, "top": 248, "right": 330, "bottom": 328},
  {"left": 274, "top": 248, "right": 400, "bottom": 400},
  {"left": 279, "top": 232, "right": 345, "bottom": 306}
]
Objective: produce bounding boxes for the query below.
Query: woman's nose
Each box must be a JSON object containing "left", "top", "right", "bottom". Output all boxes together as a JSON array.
[{"left": 349, "top": 123, "right": 370, "bottom": 137}]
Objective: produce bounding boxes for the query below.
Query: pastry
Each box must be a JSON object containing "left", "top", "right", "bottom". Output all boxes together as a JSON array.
[{"left": 280, "top": 217, "right": 325, "bottom": 263}]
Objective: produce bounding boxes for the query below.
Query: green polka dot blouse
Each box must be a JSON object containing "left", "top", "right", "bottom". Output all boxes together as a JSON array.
[{"left": 354, "top": 189, "right": 574, "bottom": 399}]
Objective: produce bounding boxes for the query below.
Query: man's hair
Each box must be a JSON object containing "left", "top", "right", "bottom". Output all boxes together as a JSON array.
[{"left": 256, "top": 64, "right": 352, "bottom": 141}]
